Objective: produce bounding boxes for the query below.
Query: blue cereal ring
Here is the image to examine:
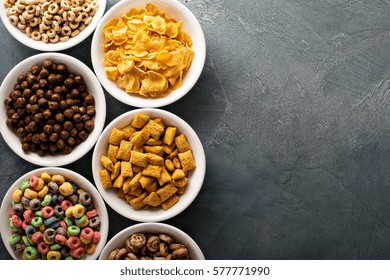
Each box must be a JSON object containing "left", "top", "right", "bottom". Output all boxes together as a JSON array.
[{"left": 25, "top": 225, "right": 36, "bottom": 237}]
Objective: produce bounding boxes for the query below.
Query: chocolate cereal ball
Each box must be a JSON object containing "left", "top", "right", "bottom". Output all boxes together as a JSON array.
[{"left": 4, "top": 60, "right": 96, "bottom": 156}]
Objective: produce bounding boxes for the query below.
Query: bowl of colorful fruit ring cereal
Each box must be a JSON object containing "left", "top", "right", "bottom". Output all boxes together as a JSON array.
[
  {"left": 99, "top": 222, "right": 205, "bottom": 260},
  {"left": 92, "top": 108, "right": 206, "bottom": 222},
  {"left": 0, "top": 166, "right": 109, "bottom": 260}
]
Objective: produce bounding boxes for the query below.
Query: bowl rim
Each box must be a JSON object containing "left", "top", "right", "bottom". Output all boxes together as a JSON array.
[
  {"left": 0, "top": 52, "right": 106, "bottom": 167},
  {"left": 99, "top": 222, "right": 205, "bottom": 260},
  {"left": 91, "top": 0, "right": 206, "bottom": 108},
  {"left": 0, "top": 166, "right": 109, "bottom": 260},
  {"left": 0, "top": 0, "right": 107, "bottom": 51},
  {"left": 92, "top": 108, "right": 206, "bottom": 222}
]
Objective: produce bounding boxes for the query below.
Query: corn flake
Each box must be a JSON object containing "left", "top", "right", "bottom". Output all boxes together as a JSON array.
[{"left": 102, "top": 2, "right": 194, "bottom": 98}]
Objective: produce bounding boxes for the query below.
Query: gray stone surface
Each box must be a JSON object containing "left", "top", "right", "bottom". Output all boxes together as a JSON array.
[{"left": 1, "top": 0, "right": 390, "bottom": 260}]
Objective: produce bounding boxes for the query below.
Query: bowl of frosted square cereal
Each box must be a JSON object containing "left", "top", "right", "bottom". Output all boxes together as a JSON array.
[{"left": 91, "top": 108, "right": 206, "bottom": 222}]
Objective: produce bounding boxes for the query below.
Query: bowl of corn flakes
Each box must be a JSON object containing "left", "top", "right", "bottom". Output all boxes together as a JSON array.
[
  {"left": 91, "top": 0, "right": 206, "bottom": 108},
  {"left": 0, "top": 0, "right": 106, "bottom": 51},
  {"left": 91, "top": 108, "right": 206, "bottom": 222}
]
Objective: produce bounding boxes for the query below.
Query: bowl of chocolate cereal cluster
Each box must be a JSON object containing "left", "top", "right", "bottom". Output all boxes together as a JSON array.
[
  {"left": 99, "top": 222, "right": 204, "bottom": 260},
  {"left": 0, "top": 166, "right": 109, "bottom": 260},
  {"left": 0, "top": 0, "right": 106, "bottom": 51},
  {"left": 91, "top": 108, "right": 206, "bottom": 222},
  {"left": 0, "top": 52, "right": 106, "bottom": 166},
  {"left": 91, "top": 0, "right": 206, "bottom": 108}
]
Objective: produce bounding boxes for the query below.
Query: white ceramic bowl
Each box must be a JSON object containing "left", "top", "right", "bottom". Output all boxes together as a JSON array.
[
  {"left": 99, "top": 222, "right": 204, "bottom": 259},
  {"left": 91, "top": 0, "right": 206, "bottom": 108},
  {"left": 0, "top": 52, "right": 106, "bottom": 166},
  {"left": 0, "top": 0, "right": 106, "bottom": 51},
  {"left": 0, "top": 167, "right": 109, "bottom": 260},
  {"left": 92, "top": 108, "right": 206, "bottom": 222}
]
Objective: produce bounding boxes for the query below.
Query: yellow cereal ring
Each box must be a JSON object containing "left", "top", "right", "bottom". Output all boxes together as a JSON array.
[
  {"left": 72, "top": 204, "right": 85, "bottom": 219},
  {"left": 37, "top": 186, "right": 49, "bottom": 198},
  {"left": 65, "top": 206, "right": 74, "bottom": 218},
  {"left": 52, "top": 174, "right": 65, "bottom": 185},
  {"left": 59, "top": 182, "right": 74, "bottom": 196},
  {"left": 40, "top": 172, "right": 52, "bottom": 183},
  {"left": 86, "top": 243, "right": 96, "bottom": 255},
  {"left": 24, "top": 188, "right": 38, "bottom": 199},
  {"left": 12, "top": 189, "right": 23, "bottom": 203},
  {"left": 47, "top": 250, "right": 61, "bottom": 260},
  {"left": 34, "top": 178, "right": 45, "bottom": 191}
]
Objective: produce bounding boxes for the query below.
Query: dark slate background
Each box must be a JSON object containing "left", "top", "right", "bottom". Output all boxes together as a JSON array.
[{"left": 1, "top": 0, "right": 390, "bottom": 260}]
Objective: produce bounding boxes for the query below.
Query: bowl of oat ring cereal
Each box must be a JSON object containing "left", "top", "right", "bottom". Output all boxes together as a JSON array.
[
  {"left": 0, "top": 0, "right": 106, "bottom": 51},
  {"left": 99, "top": 222, "right": 205, "bottom": 260},
  {"left": 0, "top": 166, "right": 109, "bottom": 260},
  {"left": 0, "top": 52, "right": 106, "bottom": 166},
  {"left": 92, "top": 108, "right": 206, "bottom": 222}
]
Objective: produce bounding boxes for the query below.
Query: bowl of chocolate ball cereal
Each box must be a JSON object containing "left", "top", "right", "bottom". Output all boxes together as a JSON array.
[
  {"left": 99, "top": 222, "right": 204, "bottom": 260},
  {"left": 0, "top": 166, "right": 109, "bottom": 260},
  {"left": 91, "top": 108, "right": 206, "bottom": 222},
  {"left": 0, "top": 0, "right": 106, "bottom": 51},
  {"left": 0, "top": 52, "right": 106, "bottom": 166}
]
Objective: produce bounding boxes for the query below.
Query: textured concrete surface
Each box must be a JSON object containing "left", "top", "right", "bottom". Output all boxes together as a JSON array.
[{"left": 1, "top": 0, "right": 390, "bottom": 260}]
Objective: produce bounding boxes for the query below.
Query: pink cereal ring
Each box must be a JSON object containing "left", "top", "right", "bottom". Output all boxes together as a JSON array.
[
  {"left": 31, "top": 231, "right": 43, "bottom": 243},
  {"left": 59, "top": 220, "right": 67, "bottom": 230},
  {"left": 70, "top": 247, "right": 85, "bottom": 259},
  {"left": 61, "top": 200, "right": 72, "bottom": 210},
  {"left": 67, "top": 236, "right": 82, "bottom": 250},
  {"left": 23, "top": 210, "right": 34, "bottom": 223},
  {"left": 11, "top": 215, "right": 22, "bottom": 228},
  {"left": 22, "top": 220, "right": 31, "bottom": 230},
  {"left": 55, "top": 234, "right": 67, "bottom": 245},
  {"left": 41, "top": 206, "right": 54, "bottom": 218},
  {"left": 29, "top": 175, "right": 39, "bottom": 188},
  {"left": 86, "top": 209, "right": 98, "bottom": 219},
  {"left": 80, "top": 227, "right": 94, "bottom": 240},
  {"left": 38, "top": 241, "right": 50, "bottom": 254},
  {"left": 92, "top": 231, "right": 101, "bottom": 244},
  {"left": 8, "top": 207, "right": 15, "bottom": 216}
]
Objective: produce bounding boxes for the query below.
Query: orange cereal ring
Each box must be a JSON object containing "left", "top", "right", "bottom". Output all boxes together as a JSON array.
[
  {"left": 37, "top": 242, "right": 49, "bottom": 254},
  {"left": 67, "top": 236, "right": 81, "bottom": 250},
  {"left": 70, "top": 247, "right": 85, "bottom": 259},
  {"left": 23, "top": 210, "right": 34, "bottom": 223},
  {"left": 92, "top": 231, "right": 100, "bottom": 244}
]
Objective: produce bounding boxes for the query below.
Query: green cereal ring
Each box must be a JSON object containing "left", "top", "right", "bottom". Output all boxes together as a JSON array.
[
  {"left": 63, "top": 217, "right": 73, "bottom": 227},
  {"left": 75, "top": 215, "right": 87, "bottom": 227},
  {"left": 9, "top": 233, "right": 21, "bottom": 245},
  {"left": 41, "top": 195, "right": 52, "bottom": 207},
  {"left": 34, "top": 210, "right": 42, "bottom": 217},
  {"left": 22, "top": 236, "right": 31, "bottom": 246},
  {"left": 23, "top": 246, "right": 38, "bottom": 260},
  {"left": 41, "top": 254, "right": 47, "bottom": 260},
  {"left": 65, "top": 256, "right": 74, "bottom": 260},
  {"left": 20, "top": 180, "right": 30, "bottom": 192},
  {"left": 31, "top": 217, "right": 43, "bottom": 227},
  {"left": 9, "top": 219, "right": 18, "bottom": 232},
  {"left": 50, "top": 244, "right": 62, "bottom": 250},
  {"left": 68, "top": 225, "right": 80, "bottom": 236}
]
